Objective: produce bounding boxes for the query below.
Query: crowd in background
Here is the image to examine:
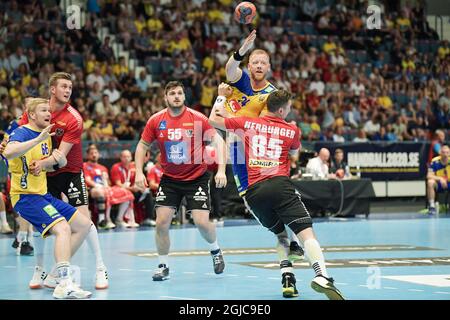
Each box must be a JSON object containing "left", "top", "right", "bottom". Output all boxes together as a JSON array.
[{"left": 0, "top": 0, "right": 449, "bottom": 146}]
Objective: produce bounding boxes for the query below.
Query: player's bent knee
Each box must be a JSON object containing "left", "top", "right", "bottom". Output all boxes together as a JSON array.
[{"left": 50, "top": 220, "right": 71, "bottom": 236}]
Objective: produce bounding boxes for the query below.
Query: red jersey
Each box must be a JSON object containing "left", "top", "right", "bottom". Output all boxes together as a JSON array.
[
  {"left": 147, "top": 164, "right": 163, "bottom": 193},
  {"left": 21, "top": 104, "right": 83, "bottom": 175},
  {"left": 224, "top": 115, "right": 301, "bottom": 187},
  {"left": 110, "top": 162, "right": 136, "bottom": 186},
  {"left": 141, "top": 107, "right": 215, "bottom": 181},
  {"left": 83, "top": 162, "right": 109, "bottom": 187}
]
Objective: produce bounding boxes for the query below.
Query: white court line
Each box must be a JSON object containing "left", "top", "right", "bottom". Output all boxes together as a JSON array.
[
  {"left": 246, "top": 275, "right": 258, "bottom": 278},
  {"left": 358, "top": 285, "right": 369, "bottom": 288},
  {"left": 383, "top": 287, "right": 398, "bottom": 290},
  {"left": 205, "top": 273, "right": 215, "bottom": 276},
  {"left": 267, "top": 277, "right": 279, "bottom": 280},
  {"left": 408, "top": 289, "right": 424, "bottom": 292},
  {"left": 335, "top": 282, "right": 348, "bottom": 286},
  {"left": 138, "top": 269, "right": 153, "bottom": 272},
  {"left": 434, "top": 291, "right": 450, "bottom": 295},
  {"left": 161, "top": 295, "right": 199, "bottom": 300},
  {"left": 226, "top": 274, "right": 238, "bottom": 277}
]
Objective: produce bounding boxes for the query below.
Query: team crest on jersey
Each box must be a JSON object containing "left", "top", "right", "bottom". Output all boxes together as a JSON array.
[
  {"left": 159, "top": 120, "right": 167, "bottom": 130},
  {"left": 185, "top": 129, "right": 193, "bottom": 138},
  {"left": 55, "top": 128, "right": 64, "bottom": 136}
]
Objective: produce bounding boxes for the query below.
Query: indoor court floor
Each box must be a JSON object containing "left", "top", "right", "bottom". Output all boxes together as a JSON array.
[{"left": 1, "top": 214, "right": 449, "bottom": 300}]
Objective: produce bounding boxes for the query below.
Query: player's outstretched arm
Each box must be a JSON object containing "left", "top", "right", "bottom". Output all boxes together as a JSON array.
[
  {"left": 3, "top": 124, "right": 55, "bottom": 160},
  {"left": 225, "top": 30, "right": 256, "bottom": 82}
]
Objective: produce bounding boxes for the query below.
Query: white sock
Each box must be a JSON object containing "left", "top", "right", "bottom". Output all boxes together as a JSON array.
[
  {"left": 17, "top": 231, "right": 27, "bottom": 243},
  {"left": 208, "top": 240, "right": 220, "bottom": 252},
  {"left": 276, "top": 234, "right": 290, "bottom": 262},
  {"left": 429, "top": 200, "right": 435, "bottom": 208},
  {"left": 56, "top": 261, "right": 71, "bottom": 285},
  {"left": 86, "top": 224, "right": 105, "bottom": 269},
  {"left": 0, "top": 211, "right": 7, "bottom": 225},
  {"left": 116, "top": 202, "right": 128, "bottom": 221},
  {"left": 33, "top": 231, "right": 45, "bottom": 268},
  {"left": 98, "top": 213, "right": 105, "bottom": 222},
  {"left": 158, "top": 255, "right": 169, "bottom": 267},
  {"left": 304, "top": 239, "right": 329, "bottom": 278}
]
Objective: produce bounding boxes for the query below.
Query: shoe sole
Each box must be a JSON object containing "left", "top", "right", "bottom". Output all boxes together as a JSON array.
[
  {"left": 29, "top": 284, "right": 43, "bottom": 289},
  {"left": 152, "top": 276, "right": 170, "bottom": 281},
  {"left": 311, "top": 281, "right": 345, "bottom": 300},
  {"left": 282, "top": 287, "right": 299, "bottom": 298},
  {"left": 288, "top": 254, "right": 305, "bottom": 262},
  {"left": 53, "top": 293, "right": 92, "bottom": 299}
]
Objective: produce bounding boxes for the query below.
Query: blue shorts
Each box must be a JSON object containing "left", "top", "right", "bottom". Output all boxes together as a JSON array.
[
  {"left": 13, "top": 193, "right": 78, "bottom": 238},
  {"left": 230, "top": 141, "right": 249, "bottom": 196},
  {"left": 436, "top": 181, "right": 450, "bottom": 193}
]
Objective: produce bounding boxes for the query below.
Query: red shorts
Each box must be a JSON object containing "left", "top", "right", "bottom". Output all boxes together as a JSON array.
[{"left": 105, "top": 186, "right": 135, "bottom": 205}]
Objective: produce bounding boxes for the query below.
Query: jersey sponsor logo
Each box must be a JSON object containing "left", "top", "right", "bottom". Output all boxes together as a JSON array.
[
  {"left": 193, "top": 186, "right": 208, "bottom": 202},
  {"left": 248, "top": 159, "right": 280, "bottom": 168},
  {"left": 229, "top": 99, "right": 242, "bottom": 113},
  {"left": 164, "top": 141, "right": 188, "bottom": 164},
  {"left": 43, "top": 204, "right": 59, "bottom": 217},
  {"left": 55, "top": 128, "right": 64, "bottom": 136},
  {"left": 158, "top": 120, "right": 167, "bottom": 130}
]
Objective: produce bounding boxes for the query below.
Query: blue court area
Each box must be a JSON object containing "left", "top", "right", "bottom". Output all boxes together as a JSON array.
[{"left": 1, "top": 215, "right": 450, "bottom": 300}]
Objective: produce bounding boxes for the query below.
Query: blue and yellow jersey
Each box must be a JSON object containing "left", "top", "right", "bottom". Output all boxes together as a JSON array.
[
  {"left": 7, "top": 124, "right": 52, "bottom": 205},
  {"left": 429, "top": 156, "right": 450, "bottom": 178},
  {"left": 225, "top": 70, "right": 277, "bottom": 118},
  {"left": 225, "top": 70, "right": 277, "bottom": 195}
]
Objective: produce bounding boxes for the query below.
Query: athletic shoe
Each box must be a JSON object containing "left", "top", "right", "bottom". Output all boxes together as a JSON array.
[
  {"left": 98, "top": 220, "right": 107, "bottom": 229},
  {"left": 44, "top": 272, "right": 58, "bottom": 288},
  {"left": 311, "top": 275, "right": 345, "bottom": 300},
  {"left": 116, "top": 220, "right": 130, "bottom": 228},
  {"left": 211, "top": 250, "right": 225, "bottom": 274},
  {"left": 152, "top": 264, "right": 169, "bottom": 281},
  {"left": 0, "top": 223, "right": 13, "bottom": 234},
  {"left": 428, "top": 207, "right": 437, "bottom": 215},
  {"left": 20, "top": 241, "right": 34, "bottom": 256},
  {"left": 12, "top": 239, "right": 19, "bottom": 249},
  {"left": 288, "top": 241, "right": 305, "bottom": 262},
  {"left": 53, "top": 281, "right": 92, "bottom": 299},
  {"left": 282, "top": 272, "right": 299, "bottom": 298},
  {"left": 29, "top": 266, "right": 47, "bottom": 289},
  {"left": 142, "top": 219, "right": 156, "bottom": 227},
  {"left": 127, "top": 222, "right": 140, "bottom": 228},
  {"left": 95, "top": 266, "right": 109, "bottom": 290},
  {"left": 105, "top": 221, "right": 116, "bottom": 229}
]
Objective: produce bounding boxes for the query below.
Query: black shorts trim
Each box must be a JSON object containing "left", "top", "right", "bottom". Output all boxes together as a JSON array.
[{"left": 47, "top": 171, "right": 89, "bottom": 207}]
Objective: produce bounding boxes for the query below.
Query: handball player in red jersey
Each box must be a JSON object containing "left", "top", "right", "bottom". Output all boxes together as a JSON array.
[
  {"left": 209, "top": 83, "right": 344, "bottom": 300},
  {"left": 22, "top": 72, "right": 108, "bottom": 290},
  {"left": 134, "top": 81, "right": 227, "bottom": 281}
]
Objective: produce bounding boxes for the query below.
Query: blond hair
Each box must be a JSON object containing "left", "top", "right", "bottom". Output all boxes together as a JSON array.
[
  {"left": 26, "top": 98, "right": 49, "bottom": 113},
  {"left": 49, "top": 72, "right": 72, "bottom": 87},
  {"left": 249, "top": 49, "right": 270, "bottom": 62}
]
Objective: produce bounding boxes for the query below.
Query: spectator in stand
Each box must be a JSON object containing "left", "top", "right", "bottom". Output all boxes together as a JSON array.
[
  {"left": 110, "top": 150, "right": 154, "bottom": 227},
  {"left": 83, "top": 145, "right": 138, "bottom": 228}
]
